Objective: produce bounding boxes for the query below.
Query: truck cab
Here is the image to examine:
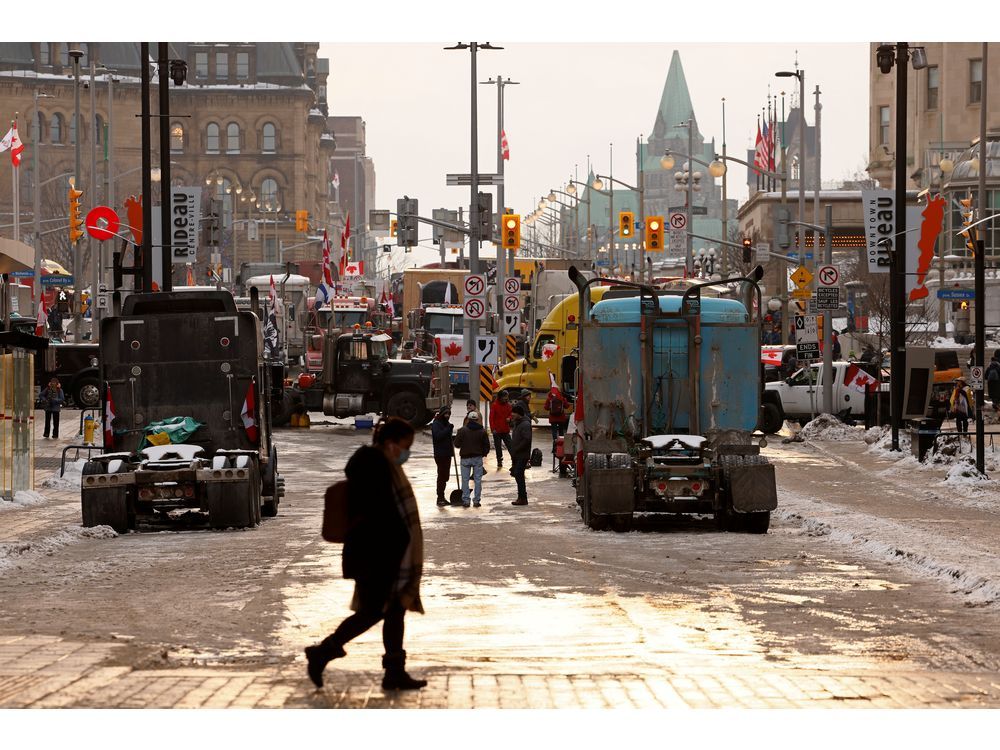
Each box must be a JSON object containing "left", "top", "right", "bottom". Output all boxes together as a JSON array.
[{"left": 764, "top": 360, "right": 887, "bottom": 426}]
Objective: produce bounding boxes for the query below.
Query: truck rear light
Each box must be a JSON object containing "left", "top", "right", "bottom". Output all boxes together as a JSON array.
[
  {"left": 691, "top": 482, "right": 701, "bottom": 493},
  {"left": 183, "top": 485, "right": 195, "bottom": 498},
  {"left": 139, "top": 488, "right": 153, "bottom": 500}
]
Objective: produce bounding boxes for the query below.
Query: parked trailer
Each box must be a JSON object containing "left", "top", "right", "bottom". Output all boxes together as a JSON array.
[
  {"left": 80, "top": 290, "right": 282, "bottom": 532},
  {"left": 568, "top": 266, "right": 776, "bottom": 533}
]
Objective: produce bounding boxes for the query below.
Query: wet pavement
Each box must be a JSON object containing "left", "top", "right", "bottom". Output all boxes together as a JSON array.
[{"left": 2, "top": 410, "right": 1000, "bottom": 707}]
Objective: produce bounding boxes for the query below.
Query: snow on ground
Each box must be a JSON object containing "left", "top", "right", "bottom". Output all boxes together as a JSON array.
[
  {"left": 39, "top": 459, "right": 86, "bottom": 490},
  {"left": 776, "top": 490, "right": 1000, "bottom": 608},
  {"left": 799, "top": 414, "right": 866, "bottom": 442},
  {"left": 0, "top": 524, "right": 118, "bottom": 573},
  {"left": 0, "top": 491, "right": 49, "bottom": 513}
]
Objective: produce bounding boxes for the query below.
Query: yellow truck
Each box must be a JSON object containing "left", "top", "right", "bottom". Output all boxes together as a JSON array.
[{"left": 495, "top": 286, "right": 612, "bottom": 416}]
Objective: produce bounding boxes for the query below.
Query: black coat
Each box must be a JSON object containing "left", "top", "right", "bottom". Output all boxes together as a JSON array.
[
  {"left": 430, "top": 417, "right": 454, "bottom": 459},
  {"left": 510, "top": 416, "right": 532, "bottom": 460},
  {"left": 342, "top": 445, "right": 410, "bottom": 584},
  {"left": 453, "top": 422, "right": 490, "bottom": 458}
]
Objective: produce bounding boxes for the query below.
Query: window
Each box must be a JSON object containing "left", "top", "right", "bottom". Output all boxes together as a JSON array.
[
  {"left": 226, "top": 122, "right": 240, "bottom": 154},
  {"left": 33, "top": 111, "right": 45, "bottom": 142},
  {"left": 262, "top": 122, "right": 276, "bottom": 153},
  {"left": 927, "top": 65, "right": 939, "bottom": 110},
  {"left": 216, "top": 52, "right": 228, "bottom": 80},
  {"left": 236, "top": 52, "right": 249, "bottom": 80},
  {"left": 69, "top": 114, "right": 77, "bottom": 145},
  {"left": 95, "top": 114, "right": 104, "bottom": 145},
  {"left": 60, "top": 44, "right": 69, "bottom": 66},
  {"left": 170, "top": 122, "right": 184, "bottom": 153},
  {"left": 195, "top": 52, "right": 208, "bottom": 80},
  {"left": 879, "top": 106, "right": 890, "bottom": 146},
  {"left": 263, "top": 236, "right": 278, "bottom": 262},
  {"left": 970, "top": 59, "right": 983, "bottom": 103},
  {"left": 206, "top": 122, "right": 219, "bottom": 153},
  {"left": 260, "top": 177, "right": 279, "bottom": 205},
  {"left": 38, "top": 43, "right": 49, "bottom": 66},
  {"left": 533, "top": 334, "right": 556, "bottom": 359},
  {"left": 49, "top": 113, "right": 62, "bottom": 143}
]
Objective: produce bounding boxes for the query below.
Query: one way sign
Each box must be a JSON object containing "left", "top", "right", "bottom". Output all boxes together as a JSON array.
[{"left": 474, "top": 335, "right": 499, "bottom": 365}]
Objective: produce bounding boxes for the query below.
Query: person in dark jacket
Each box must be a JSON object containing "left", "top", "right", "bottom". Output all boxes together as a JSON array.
[
  {"left": 453, "top": 411, "right": 490, "bottom": 507},
  {"left": 488, "top": 390, "right": 513, "bottom": 468},
  {"left": 510, "top": 402, "right": 532, "bottom": 506},
  {"left": 47, "top": 305, "right": 63, "bottom": 336},
  {"left": 831, "top": 331, "right": 842, "bottom": 361},
  {"left": 40, "top": 378, "right": 65, "bottom": 439},
  {"left": 430, "top": 408, "right": 455, "bottom": 507},
  {"left": 986, "top": 351, "right": 1000, "bottom": 414},
  {"left": 305, "top": 418, "right": 427, "bottom": 691},
  {"left": 544, "top": 382, "right": 570, "bottom": 445}
]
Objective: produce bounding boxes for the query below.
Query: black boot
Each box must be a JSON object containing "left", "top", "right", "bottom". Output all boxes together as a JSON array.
[
  {"left": 381, "top": 650, "right": 427, "bottom": 690},
  {"left": 304, "top": 642, "right": 346, "bottom": 688}
]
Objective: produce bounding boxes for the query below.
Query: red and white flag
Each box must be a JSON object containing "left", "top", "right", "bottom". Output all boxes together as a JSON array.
[
  {"left": 761, "top": 348, "right": 784, "bottom": 366},
  {"left": 0, "top": 121, "right": 25, "bottom": 166},
  {"left": 241, "top": 380, "right": 259, "bottom": 443},
  {"left": 501, "top": 129, "right": 510, "bottom": 160},
  {"left": 338, "top": 213, "right": 351, "bottom": 277},
  {"left": 752, "top": 123, "right": 765, "bottom": 174},
  {"left": 268, "top": 274, "right": 277, "bottom": 304},
  {"left": 35, "top": 298, "right": 47, "bottom": 337},
  {"left": 845, "top": 363, "right": 879, "bottom": 394},
  {"left": 316, "top": 230, "right": 334, "bottom": 307},
  {"left": 104, "top": 386, "right": 116, "bottom": 448},
  {"left": 343, "top": 260, "right": 364, "bottom": 278}
]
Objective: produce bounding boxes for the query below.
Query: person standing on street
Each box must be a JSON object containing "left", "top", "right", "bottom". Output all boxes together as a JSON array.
[
  {"left": 950, "top": 377, "right": 975, "bottom": 434},
  {"left": 544, "top": 379, "right": 570, "bottom": 446},
  {"left": 510, "top": 402, "right": 532, "bottom": 506},
  {"left": 831, "top": 331, "right": 842, "bottom": 361},
  {"left": 489, "top": 390, "right": 513, "bottom": 469},
  {"left": 986, "top": 351, "right": 1000, "bottom": 414},
  {"left": 431, "top": 408, "right": 455, "bottom": 507},
  {"left": 461, "top": 399, "right": 477, "bottom": 426},
  {"left": 518, "top": 389, "right": 539, "bottom": 424},
  {"left": 453, "top": 411, "right": 490, "bottom": 508},
  {"left": 305, "top": 417, "right": 427, "bottom": 691},
  {"left": 40, "top": 378, "right": 65, "bottom": 439}
]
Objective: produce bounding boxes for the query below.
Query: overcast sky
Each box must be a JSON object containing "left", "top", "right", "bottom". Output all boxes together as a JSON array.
[{"left": 320, "top": 42, "right": 870, "bottom": 264}]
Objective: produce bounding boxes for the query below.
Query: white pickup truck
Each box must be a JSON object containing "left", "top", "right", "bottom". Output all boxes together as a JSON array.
[{"left": 763, "top": 360, "right": 887, "bottom": 428}]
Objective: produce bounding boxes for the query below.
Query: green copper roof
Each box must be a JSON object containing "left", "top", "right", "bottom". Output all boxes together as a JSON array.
[{"left": 655, "top": 51, "right": 698, "bottom": 139}]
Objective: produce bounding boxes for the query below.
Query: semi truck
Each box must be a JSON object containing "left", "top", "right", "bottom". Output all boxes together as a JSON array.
[
  {"left": 567, "top": 265, "right": 777, "bottom": 533},
  {"left": 80, "top": 289, "right": 283, "bottom": 532},
  {"left": 244, "top": 273, "right": 312, "bottom": 364}
]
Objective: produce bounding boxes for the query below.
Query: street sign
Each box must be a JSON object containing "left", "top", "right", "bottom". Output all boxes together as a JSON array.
[
  {"left": 85, "top": 206, "right": 121, "bottom": 241},
  {"left": 503, "top": 294, "right": 521, "bottom": 313},
  {"left": 668, "top": 213, "right": 687, "bottom": 230},
  {"left": 794, "top": 314, "right": 818, "bottom": 344},
  {"left": 755, "top": 242, "right": 770, "bottom": 265},
  {"left": 936, "top": 288, "right": 975, "bottom": 300},
  {"left": 786, "top": 252, "right": 814, "bottom": 261},
  {"left": 502, "top": 312, "right": 520, "bottom": 335},
  {"left": 464, "top": 274, "right": 487, "bottom": 298},
  {"left": 797, "top": 342, "right": 820, "bottom": 361},
  {"left": 463, "top": 297, "right": 486, "bottom": 321},
  {"left": 169, "top": 187, "right": 201, "bottom": 264},
  {"left": 790, "top": 265, "right": 814, "bottom": 290},
  {"left": 971, "top": 366, "right": 984, "bottom": 391},
  {"left": 817, "top": 265, "right": 839, "bottom": 287},
  {"left": 369, "top": 209, "right": 390, "bottom": 232},
  {"left": 503, "top": 277, "right": 521, "bottom": 295},
  {"left": 474, "top": 335, "right": 499, "bottom": 365},
  {"left": 669, "top": 229, "right": 684, "bottom": 254},
  {"left": 791, "top": 289, "right": 812, "bottom": 300},
  {"left": 816, "top": 286, "right": 840, "bottom": 311},
  {"left": 96, "top": 292, "right": 110, "bottom": 311},
  {"left": 447, "top": 173, "right": 503, "bottom": 186}
]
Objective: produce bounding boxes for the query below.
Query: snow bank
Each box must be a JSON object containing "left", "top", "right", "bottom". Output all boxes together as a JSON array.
[
  {"left": 943, "top": 456, "right": 994, "bottom": 486},
  {"left": 0, "top": 491, "right": 48, "bottom": 513},
  {"left": 0, "top": 524, "right": 118, "bottom": 573},
  {"left": 866, "top": 426, "right": 912, "bottom": 457},
  {"left": 40, "top": 459, "right": 87, "bottom": 490},
  {"left": 799, "top": 414, "right": 864, "bottom": 442}
]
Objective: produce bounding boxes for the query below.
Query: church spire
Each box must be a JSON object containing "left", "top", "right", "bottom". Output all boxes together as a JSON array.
[{"left": 654, "top": 50, "right": 698, "bottom": 139}]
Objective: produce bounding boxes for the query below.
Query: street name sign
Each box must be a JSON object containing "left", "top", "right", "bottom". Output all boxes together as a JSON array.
[
  {"left": 936, "top": 288, "right": 975, "bottom": 300},
  {"left": 447, "top": 173, "right": 503, "bottom": 186}
]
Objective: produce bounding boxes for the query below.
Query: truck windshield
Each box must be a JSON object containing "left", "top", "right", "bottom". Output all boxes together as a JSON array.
[
  {"left": 332, "top": 311, "right": 366, "bottom": 329},
  {"left": 425, "top": 313, "right": 460, "bottom": 334},
  {"left": 533, "top": 334, "right": 556, "bottom": 359},
  {"left": 370, "top": 340, "right": 389, "bottom": 359}
]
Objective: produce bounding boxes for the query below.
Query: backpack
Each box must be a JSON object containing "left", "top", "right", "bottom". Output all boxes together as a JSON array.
[
  {"left": 549, "top": 395, "right": 565, "bottom": 418},
  {"left": 322, "top": 481, "right": 350, "bottom": 543},
  {"left": 530, "top": 448, "right": 543, "bottom": 467}
]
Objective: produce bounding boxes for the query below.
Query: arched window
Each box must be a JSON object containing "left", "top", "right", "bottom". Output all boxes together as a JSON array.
[
  {"left": 170, "top": 122, "right": 184, "bottom": 153},
  {"left": 260, "top": 177, "right": 279, "bottom": 207},
  {"left": 33, "top": 110, "right": 45, "bottom": 142},
  {"left": 226, "top": 123, "right": 240, "bottom": 154},
  {"left": 69, "top": 114, "right": 77, "bottom": 144},
  {"left": 50, "top": 113, "right": 63, "bottom": 144},
  {"left": 206, "top": 122, "right": 219, "bottom": 153},
  {"left": 60, "top": 44, "right": 69, "bottom": 66},
  {"left": 261, "top": 122, "right": 276, "bottom": 153},
  {"left": 215, "top": 179, "right": 234, "bottom": 229}
]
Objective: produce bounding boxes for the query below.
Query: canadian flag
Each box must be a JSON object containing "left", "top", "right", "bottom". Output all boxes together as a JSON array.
[
  {"left": 35, "top": 298, "right": 47, "bottom": 337},
  {"left": 343, "top": 261, "right": 364, "bottom": 278},
  {"left": 380, "top": 288, "right": 394, "bottom": 318},
  {"left": 104, "top": 386, "right": 116, "bottom": 449},
  {"left": 845, "top": 363, "right": 879, "bottom": 394},
  {"left": 338, "top": 213, "right": 351, "bottom": 277},
  {"left": 501, "top": 129, "right": 510, "bottom": 160},
  {"left": 761, "top": 348, "right": 784, "bottom": 367},
  {"left": 753, "top": 122, "right": 765, "bottom": 174},
  {"left": 0, "top": 122, "right": 25, "bottom": 167},
  {"left": 241, "top": 380, "right": 259, "bottom": 443},
  {"left": 316, "top": 230, "right": 333, "bottom": 308}
]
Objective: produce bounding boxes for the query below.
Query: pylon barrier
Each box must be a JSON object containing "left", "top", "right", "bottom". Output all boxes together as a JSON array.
[
  {"left": 505, "top": 334, "right": 518, "bottom": 361},
  {"left": 479, "top": 365, "right": 496, "bottom": 403}
]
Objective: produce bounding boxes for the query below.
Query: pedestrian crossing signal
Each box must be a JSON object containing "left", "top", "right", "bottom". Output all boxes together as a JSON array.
[
  {"left": 502, "top": 213, "right": 520, "bottom": 251},
  {"left": 742, "top": 236, "right": 753, "bottom": 263},
  {"left": 645, "top": 215, "right": 663, "bottom": 253}
]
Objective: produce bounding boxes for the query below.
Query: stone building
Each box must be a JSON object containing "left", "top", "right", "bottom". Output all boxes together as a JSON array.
[
  {"left": 0, "top": 42, "right": 338, "bottom": 283},
  {"left": 328, "top": 115, "right": 376, "bottom": 267}
]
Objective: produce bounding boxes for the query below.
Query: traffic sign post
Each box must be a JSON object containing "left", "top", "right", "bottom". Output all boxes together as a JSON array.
[
  {"left": 503, "top": 295, "right": 521, "bottom": 313},
  {"left": 464, "top": 274, "right": 487, "bottom": 298},
  {"left": 503, "top": 277, "right": 521, "bottom": 296},
  {"left": 971, "top": 365, "right": 984, "bottom": 391},
  {"left": 474, "top": 335, "right": 499, "bottom": 366},
  {"left": 755, "top": 242, "right": 770, "bottom": 265},
  {"left": 502, "top": 312, "right": 520, "bottom": 336},
  {"left": 936, "top": 288, "right": 975, "bottom": 301},
  {"left": 463, "top": 297, "right": 486, "bottom": 321}
]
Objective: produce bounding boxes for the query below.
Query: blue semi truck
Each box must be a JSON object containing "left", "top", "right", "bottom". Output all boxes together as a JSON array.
[{"left": 566, "top": 266, "right": 777, "bottom": 533}]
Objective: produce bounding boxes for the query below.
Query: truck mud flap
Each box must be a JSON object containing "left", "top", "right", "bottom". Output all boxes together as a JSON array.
[
  {"left": 81, "top": 487, "right": 130, "bottom": 533},
  {"left": 588, "top": 467, "right": 635, "bottom": 515},
  {"left": 723, "top": 455, "right": 777, "bottom": 513},
  {"left": 206, "top": 480, "right": 254, "bottom": 529}
]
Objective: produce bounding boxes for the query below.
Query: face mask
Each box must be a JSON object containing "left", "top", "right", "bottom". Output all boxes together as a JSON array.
[{"left": 395, "top": 449, "right": 410, "bottom": 466}]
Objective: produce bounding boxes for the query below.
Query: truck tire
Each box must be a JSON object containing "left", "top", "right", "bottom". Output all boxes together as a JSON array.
[
  {"left": 249, "top": 464, "right": 262, "bottom": 526},
  {"left": 759, "top": 402, "right": 783, "bottom": 434},
  {"left": 740, "top": 511, "right": 771, "bottom": 534},
  {"left": 73, "top": 376, "right": 101, "bottom": 409},
  {"left": 386, "top": 390, "right": 425, "bottom": 426},
  {"left": 272, "top": 391, "right": 294, "bottom": 428}
]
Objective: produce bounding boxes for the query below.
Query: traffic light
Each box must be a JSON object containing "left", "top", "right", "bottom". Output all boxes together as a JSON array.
[
  {"left": 396, "top": 196, "right": 418, "bottom": 247},
  {"left": 959, "top": 197, "right": 976, "bottom": 254},
  {"left": 390, "top": 219, "right": 398, "bottom": 237},
  {"left": 476, "top": 191, "right": 493, "bottom": 242},
  {"left": 295, "top": 210, "right": 309, "bottom": 233},
  {"left": 501, "top": 213, "right": 521, "bottom": 251},
  {"left": 742, "top": 236, "right": 753, "bottom": 263},
  {"left": 618, "top": 211, "right": 634, "bottom": 239},
  {"left": 645, "top": 215, "right": 663, "bottom": 252},
  {"left": 68, "top": 178, "right": 84, "bottom": 244}
]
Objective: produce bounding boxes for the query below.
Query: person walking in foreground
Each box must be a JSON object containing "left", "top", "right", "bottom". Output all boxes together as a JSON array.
[
  {"left": 950, "top": 376, "right": 975, "bottom": 434},
  {"left": 431, "top": 407, "right": 455, "bottom": 507},
  {"left": 510, "top": 402, "right": 532, "bottom": 506},
  {"left": 489, "top": 390, "right": 513, "bottom": 469},
  {"left": 544, "top": 378, "right": 570, "bottom": 446},
  {"left": 453, "top": 410, "right": 490, "bottom": 507},
  {"left": 40, "top": 378, "right": 65, "bottom": 439},
  {"left": 305, "top": 417, "right": 426, "bottom": 691}
]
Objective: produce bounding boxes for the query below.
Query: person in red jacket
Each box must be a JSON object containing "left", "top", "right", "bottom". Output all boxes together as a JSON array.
[
  {"left": 488, "top": 390, "right": 514, "bottom": 469},
  {"left": 544, "top": 382, "right": 571, "bottom": 446}
]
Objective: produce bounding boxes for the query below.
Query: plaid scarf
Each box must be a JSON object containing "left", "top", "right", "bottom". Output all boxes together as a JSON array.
[{"left": 389, "top": 463, "right": 424, "bottom": 614}]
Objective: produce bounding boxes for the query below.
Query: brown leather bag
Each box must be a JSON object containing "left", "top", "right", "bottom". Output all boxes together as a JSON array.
[{"left": 322, "top": 481, "right": 350, "bottom": 543}]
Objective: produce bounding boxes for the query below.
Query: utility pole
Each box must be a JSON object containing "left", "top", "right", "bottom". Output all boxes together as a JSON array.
[
  {"left": 31, "top": 90, "right": 52, "bottom": 305},
  {"left": 975, "top": 42, "right": 988, "bottom": 474},
  {"left": 721, "top": 98, "right": 728, "bottom": 276},
  {"left": 889, "top": 42, "right": 909, "bottom": 452},
  {"left": 779, "top": 93, "right": 789, "bottom": 346},
  {"left": 105, "top": 71, "right": 115, "bottom": 294},
  {"left": 685, "top": 121, "right": 694, "bottom": 275},
  {"left": 157, "top": 42, "right": 172, "bottom": 292},
  {"left": 814, "top": 85, "right": 822, "bottom": 258},
  {"left": 140, "top": 42, "right": 153, "bottom": 293},
  {"left": 69, "top": 47, "right": 83, "bottom": 334},
  {"left": 822, "top": 204, "right": 833, "bottom": 414},
  {"left": 89, "top": 59, "right": 100, "bottom": 340}
]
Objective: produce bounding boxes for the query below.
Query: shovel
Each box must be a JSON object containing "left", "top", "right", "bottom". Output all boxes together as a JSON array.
[{"left": 449, "top": 452, "right": 464, "bottom": 506}]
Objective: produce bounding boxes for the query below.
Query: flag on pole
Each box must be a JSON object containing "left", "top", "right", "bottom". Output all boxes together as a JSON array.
[
  {"left": 35, "top": 298, "right": 47, "bottom": 337},
  {"left": 343, "top": 260, "right": 364, "bottom": 278},
  {"left": 338, "top": 213, "right": 351, "bottom": 277},
  {"left": 844, "top": 363, "right": 880, "bottom": 394},
  {"left": 316, "top": 230, "right": 333, "bottom": 308},
  {"left": 332, "top": 172, "right": 340, "bottom": 190},
  {"left": 501, "top": 129, "right": 510, "bottom": 160},
  {"left": 761, "top": 121, "right": 772, "bottom": 176},
  {"left": 241, "top": 380, "right": 259, "bottom": 443},
  {"left": 262, "top": 275, "right": 279, "bottom": 359},
  {"left": 752, "top": 122, "right": 765, "bottom": 174}
]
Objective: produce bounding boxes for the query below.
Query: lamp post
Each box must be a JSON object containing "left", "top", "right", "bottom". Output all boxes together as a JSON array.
[
  {"left": 567, "top": 178, "right": 605, "bottom": 260},
  {"left": 30, "top": 90, "right": 54, "bottom": 302},
  {"left": 548, "top": 188, "right": 587, "bottom": 259},
  {"left": 592, "top": 172, "right": 645, "bottom": 280},
  {"left": 775, "top": 69, "right": 806, "bottom": 268},
  {"left": 660, "top": 149, "right": 727, "bottom": 273},
  {"left": 69, "top": 47, "right": 83, "bottom": 336},
  {"left": 677, "top": 119, "right": 696, "bottom": 273}
]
